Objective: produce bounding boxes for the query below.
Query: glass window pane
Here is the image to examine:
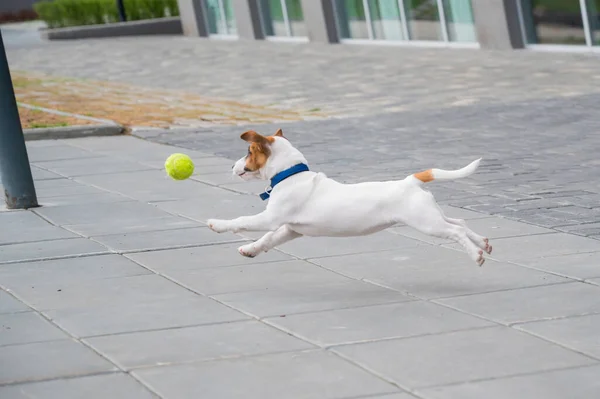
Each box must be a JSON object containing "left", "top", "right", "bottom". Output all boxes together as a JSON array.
[
  {"left": 368, "top": 0, "right": 405, "bottom": 40},
  {"left": 404, "top": 0, "right": 443, "bottom": 41},
  {"left": 588, "top": 0, "right": 600, "bottom": 45},
  {"left": 335, "top": 0, "right": 369, "bottom": 39},
  {"left": 286, "top": 0, "right": 307, "bottom": 36},
  {"left": 443, "top": 0, "right": 477, "bottom": 42},
  {"left": 260, "top": 0, "right": 287, "bottom": 36},
  {"left": 206, "top": 0, "right": 223, "bottom": 34},
  {"left": 223, "top": 0, "right": 237, "bottom": 35},
  {"left": 520, "top": 0, "right": 586, "bottom": 45}
]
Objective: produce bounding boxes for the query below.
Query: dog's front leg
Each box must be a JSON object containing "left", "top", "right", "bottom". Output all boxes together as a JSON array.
[
  {"left": 207, "top": 210, "right": 280, "bottom": 234},
  {"left": 238, "top": 225, "right": 302, "bottom": 258}
]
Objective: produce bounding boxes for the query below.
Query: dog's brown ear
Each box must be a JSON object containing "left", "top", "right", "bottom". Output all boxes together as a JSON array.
[
  {"left": 274, "top": 128, "right": 284, "bottom": 137},
  {"left": 241, "top": 130, "right": 270, "bottom": 144}
]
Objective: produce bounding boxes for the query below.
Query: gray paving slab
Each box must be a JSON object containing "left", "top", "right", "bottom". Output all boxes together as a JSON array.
[
  {"left": 75, "top": 170, "right": 238, "bottom": 203},
  {"left": 86, "top": 320, "right": 313, "bottom": 369},
  {"left": 46, "top": 295, "right": 248, "bottom": 337},
  {"left": 39, "top": 192, "right": 133, "bottom": 207},
  {"left": 0, "top": 372, "right": 158, "bottom": 399},
  {"left": 35, "top": 156, "right": 154, "bottom": 177},
  {"left": 9, "top": 274, "right": 197, "bottom": 311},
  {"left": 0, "top": 339, "right": 116, "bottom": 384},
  {"left": 438, "top": 282, "right": 600, "bottom": 324},
  {"left": 0, "top": 238, "right": 110, "bottom": 264},
  {"left": 33, "top": 201, "right": 170, "bottom": 226},
  {"left": 154, "top": 194, "right": 265, "bottom": 222},
  {"left": 311, "top": 247, "right": 568, "bottom": 299},
  {"left": 33, "top": 179, "right": 108, "bottom": 198},
  {"left": 0, "top": 291, "right": 29, "bottom": 314},
  {"left": 362, "top": 395, "right": 417, "bottom": 399},
  {"left": 126, "top": 242, "right": 293, "bottom": 272},
  {"left": 30, "top": 165, "right": 64, "bottom": 180},
  {"left": 513, "top": 251, "right": 600, "bottom": 280},
  {"left": 0, "top": 312, "right": 67, "bottom": 346},
  {"left": 91, "top": 226, "right": 243, "bottom": 252},
  {"left": 25, "top": 144, "right": 99, "bottom": 162},
  {"left": 515, "top": 314, "right": 600, "bottom": 359},
  {"left": 445, "top": 233, "right": 600, "bottom": 261},
  {"left": 0, "top": 254, "right": 150, "bottom": 290},
  {"left": 277, "top": 231, "right": 422, "bottom": 259},
  {"left": 165, "top": 260, "right": 361, "bottom": 296},
  {"left": 213, "top": 278, "right": 412, "bottom": 318},
  {"left": 266, "top": 301, "right": 493, "bottom": 346},
  {"left": 134, "top": 350, "right": 400, "bottom": 399},
  {"left": 0, "top": 211, "right": 77, "bottom": 245},
  {"left": 418, "top": 365, "right": 600, "bottom": 399},
  {"left": 64, "top": 215, "right": 202, "bottom": 237},
  {"left": 333, "top": 326, "right": 595, "bottom": 390}
]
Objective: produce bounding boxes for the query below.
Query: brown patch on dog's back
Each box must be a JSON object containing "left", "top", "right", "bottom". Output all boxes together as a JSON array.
[{"left": 414, "top": 169, "right": 434, "bottom": 183}]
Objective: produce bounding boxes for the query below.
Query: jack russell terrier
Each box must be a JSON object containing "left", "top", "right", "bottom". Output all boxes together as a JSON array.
[{"left": 207, "top": 129, "right": 492, "bottom": 266}]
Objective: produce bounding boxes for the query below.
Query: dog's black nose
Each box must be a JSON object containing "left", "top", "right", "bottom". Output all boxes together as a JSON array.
[{"left": 231, "top": 165, "right": 234, "bottom": 169}]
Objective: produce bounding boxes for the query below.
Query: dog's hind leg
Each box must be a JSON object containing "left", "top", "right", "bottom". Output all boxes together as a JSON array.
[
  {"left": 442, "top": 215, "right": 492, "bottom": 254},
  {"left": 238, "top": 225, "right": 302, "bottom": 258},
  {"left": 402, "top": 191, "right": 485, "bottom": 266}
]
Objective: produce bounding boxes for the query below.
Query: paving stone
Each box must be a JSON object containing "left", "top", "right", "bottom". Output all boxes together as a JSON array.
[
  {"left": 9, "top": 274, "right": 197, "bottom": 311},
  {"left": 0, "top": 373, "right": 159, "bottom": 399},
  {"left": 30, "top": 165, "right": 64, "bottom": 180},
  {"left": 166, "top": 260, "right": 361, "bottom": 296},
  {"left": 312, "top": 247, "right": 567, "bottom": 299},
  {"left": 92, "top": 226, "right": 242, "bottom": 252},
  {"left": 0, "top": 254, "right": 150, "bottom": 289},
  {"left": 0, "top": 238, "right": 109, "bottom": 264},
  {"left": 87, "top": 321, "right": 312, "bottom": 369},
  {"left": 33, "top": 181, "right": 109, "bottom": 198},
  {"left": 65, "top": 215, "right": 202, "bottom": 237},
  {"left": 513, "top": 251, "right": 600, "bottom": 280},
  {"left": 134, "top": 350, "right": 399, "bottom": 399},
  {"left": 0, "top": 290, "right": 29, "bottom": 314},
  {"left": 0, "top": 339, "right": 116, "bottom": 384},
  {"left": 34, "top": 201, "right": 170, "bottom": 226},
  {"left": 155, "top": 195, "right": 265, "bottom": 222},
  {"left": 213, "top": 276, "right": 412, "bottom": 318},
  {"left": 438, "top": 282, "right": 600, "bottom": 324},
  {"left": 35, "top": 156, "right": 154, "bottom": 177},
  {"left": 40, "top": 192, "right": 133, "bottom": 206},
  {"left": 126, "top": 242, "right": 293, "bottom": 272},
  {"left": 25, "top": 144, "right": 99, "bottom": 162},
  {"left": 445, "top": 233, "right": 600, "bottom": 261},
  {"left": 46, "top": 295, "right": 247, "bottom": 337},
  {"left": 418, "top": 365, "right": 600, "bottom": 399},
  {"left": 333, "top": 327, "right": 594, "bottom": 389},
  {"left": 276, "top": 231, "right": 421, "bottom": 259},
  {"left": 0, "top": 211, "right": 77, "bottom": 245},
  {"left": 267, "top": 301, "right": 493, "bottom": 346},
  {"left": 0, "top": 312, "right": 67, "bottom": 346},
  {"left": 75, "top": 170, "right": 238, "bottom": 202},
  {"left": 515, "top": 314, "right": 600, "bottom": 359}
]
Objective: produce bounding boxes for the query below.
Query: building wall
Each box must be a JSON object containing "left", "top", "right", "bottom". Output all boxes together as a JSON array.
[{"left": 1, "top": 0, "right": 43, "bottom": 14}]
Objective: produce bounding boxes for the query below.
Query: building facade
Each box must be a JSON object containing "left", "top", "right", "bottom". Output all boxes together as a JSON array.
[{"left": 177, "top": 0, "right": 600, "bottom": 52}]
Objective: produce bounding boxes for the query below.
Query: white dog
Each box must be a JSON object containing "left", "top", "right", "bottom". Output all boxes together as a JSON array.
[{"left": 207, "top": 129, "right": 492, "bottom": 266}]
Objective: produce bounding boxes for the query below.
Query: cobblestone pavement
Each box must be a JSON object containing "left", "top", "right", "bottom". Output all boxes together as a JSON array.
[{"left": 6, "top": 36, "right": 600, "bottom": 235}]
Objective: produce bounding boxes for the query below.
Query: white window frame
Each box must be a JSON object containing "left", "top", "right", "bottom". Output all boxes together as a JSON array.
[
  {"left": 259, "top": 0, "right": 309, "bottom": 41},
  {"left": 517, "top": 0, "right": 600, "bottom": 52},
  {"left": 333, "top": 0, "right": 479, "bottom": 49},
  {"left": 209, "top": 0, "right": 238, "bottom": 39}
]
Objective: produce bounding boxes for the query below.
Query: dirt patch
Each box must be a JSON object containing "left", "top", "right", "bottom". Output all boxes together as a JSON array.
[
  {"left": 11, "top": 71, "right": 328, "bottom": 128},
  {"left": 18, "top": 106, "right": 95, "bottom": 129}
]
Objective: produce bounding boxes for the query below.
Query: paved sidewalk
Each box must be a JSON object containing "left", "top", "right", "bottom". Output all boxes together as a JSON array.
[{"left": 1, "top": 136, "right": 600, "bottom": 398}]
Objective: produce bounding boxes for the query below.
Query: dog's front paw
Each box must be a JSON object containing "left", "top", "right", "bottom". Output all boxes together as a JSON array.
[
  {"left": 238, "top": 243, "right": 259, "bottom": 258},
  {"left": 207, "top": 219, "right": 229, "bottom": 233}
]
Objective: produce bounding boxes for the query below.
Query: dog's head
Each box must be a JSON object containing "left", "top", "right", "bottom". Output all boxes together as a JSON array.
[{"left": 232, "top": 128, "right": 307, "bottom": 181}]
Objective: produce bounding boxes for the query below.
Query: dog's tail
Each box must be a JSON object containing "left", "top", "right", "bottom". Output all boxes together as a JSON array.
[{"left": 412, "top": 158, "right": 481, "bottom": 184}]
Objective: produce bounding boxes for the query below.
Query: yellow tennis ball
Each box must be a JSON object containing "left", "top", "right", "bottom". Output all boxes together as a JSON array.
[{"left": 165, "top": 153, "right": 194, "bottom": 180}]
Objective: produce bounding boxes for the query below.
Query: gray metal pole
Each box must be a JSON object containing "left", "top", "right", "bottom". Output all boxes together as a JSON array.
[{"left": 0, "top": 30, "right": 38, "bottom": 209}]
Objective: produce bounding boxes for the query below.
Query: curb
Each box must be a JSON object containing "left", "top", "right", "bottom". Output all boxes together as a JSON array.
[
  {"left": 24, "top": 124, "right": 124, "bottom": 141},
  {"left": 40, "top": 17, "right": 182, "bottom": 40}
]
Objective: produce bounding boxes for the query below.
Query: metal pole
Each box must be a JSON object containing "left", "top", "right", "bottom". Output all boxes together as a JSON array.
[
  {"left": 117, "top": 0, "right": 127, "bottom": 22},
  {"left": 0, "top": 31, "right": 38, "bottom": 209}
]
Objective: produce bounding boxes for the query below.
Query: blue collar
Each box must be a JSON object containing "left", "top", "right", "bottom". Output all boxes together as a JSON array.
[{"left": 260, "top": 163, "right": 309, "bottom": 201}]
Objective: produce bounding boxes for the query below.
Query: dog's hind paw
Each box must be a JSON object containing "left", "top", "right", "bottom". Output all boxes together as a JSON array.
[{"left": 238, "top": 244, "right": 258, "bottom": 258}]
